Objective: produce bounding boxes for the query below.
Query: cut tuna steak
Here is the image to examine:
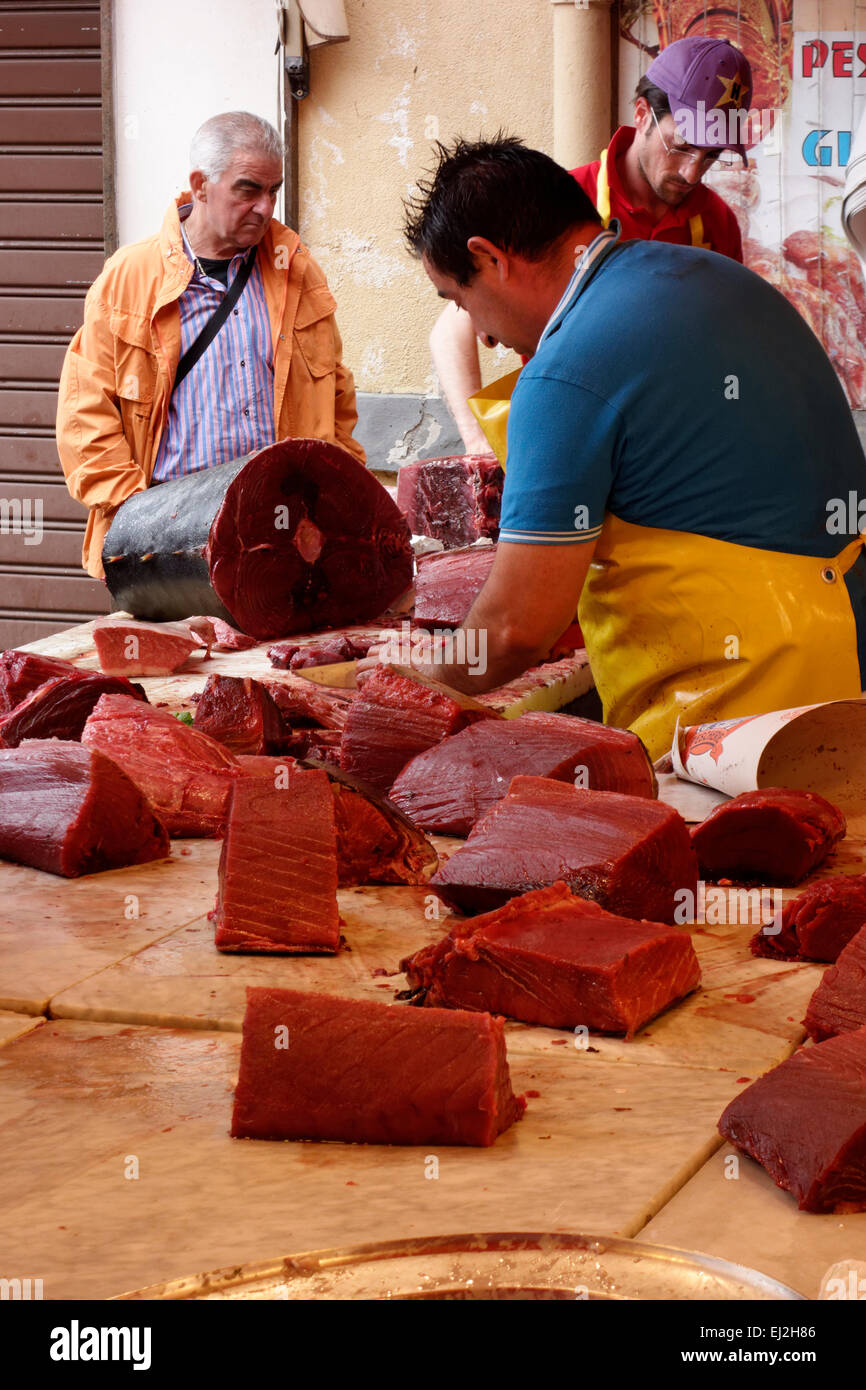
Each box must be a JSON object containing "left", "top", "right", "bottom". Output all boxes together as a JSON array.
[
  {"left": 413, "top": 545, "right": 497, "bottom": 629},
  {"left": 0, "top": 673, "right": 146, "bottom": 748},
  {"left": 102, "top": 439, "right": 414, "bottom": 640},
  {"left": 340, "top": 664, "right": 498, "bottom": 793},
  {"left": 751, "top": 874, "right": 866, "bottom": 961},
  {"left": 804, "top": 926, "right": 866, "bottom": 1041},
  {"left": 193, "top": 676, "right": 288, "bottom": 756},
  {"left": 691, "top": 788, "right": 846, "bottom": 884},
  {"left": 432, "top": 777, "right": 698, "bottom": 921},
  {"left": 402, "top": 881, "right": 700, "bottom": 1035},
  {"left": 231, "top": 986, "right": 526, "bottom": 1145},
  {"left": 93, "top": 617, "right": 199, "bottom": 676},
  {"left": 389, "top": 711, "right": 656, "bottom": 836},
  {"left": 0, "top": 649, "right": 87, "bottom": 713},
  {"left": 396, "top": 455, "right": 504, "bottom": 547},
  {"left": 0, "top": 740, "right": 169, "bottom": 877},
  {"left": 82, "top": 693, "right": 239, "bottom": 836},
  {"left": 718, "top": 1027, "right": 866, "bottom": 1212},
  {"left": 215, "top": 769, "right": 340, "bottom": 953}
]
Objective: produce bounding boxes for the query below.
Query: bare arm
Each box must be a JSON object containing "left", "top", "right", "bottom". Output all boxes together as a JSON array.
[{"left": 429, "top": 303, "right": 496, "bottom": 455}]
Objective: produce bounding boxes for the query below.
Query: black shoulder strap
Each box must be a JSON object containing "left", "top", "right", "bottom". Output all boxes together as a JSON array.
[{"left": 173, "top": 246, "right": 257, "bottom": 389}]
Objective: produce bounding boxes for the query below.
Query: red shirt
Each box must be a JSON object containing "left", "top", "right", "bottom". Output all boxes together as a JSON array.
[{"left": 571, "top": 125, "right": 743, "bottom": 262}]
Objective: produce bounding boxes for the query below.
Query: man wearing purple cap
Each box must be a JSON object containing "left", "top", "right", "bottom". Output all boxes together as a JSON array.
[{"left": 431, "top": 36, "right": 752, "bottom": 455}]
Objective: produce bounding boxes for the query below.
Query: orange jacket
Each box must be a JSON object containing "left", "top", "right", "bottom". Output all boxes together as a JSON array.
[{"left": 56, "top": 194, "right": 364, "bottom": 578}]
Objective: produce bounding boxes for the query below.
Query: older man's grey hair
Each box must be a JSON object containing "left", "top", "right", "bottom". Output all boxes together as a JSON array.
[{"left": 189, "top": 112, "right": 284, "bottom": 182}]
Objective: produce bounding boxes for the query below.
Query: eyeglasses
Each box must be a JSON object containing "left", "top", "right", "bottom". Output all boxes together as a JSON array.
[{"left": 650, "top": 107, "right": 733, "bottom": 172}]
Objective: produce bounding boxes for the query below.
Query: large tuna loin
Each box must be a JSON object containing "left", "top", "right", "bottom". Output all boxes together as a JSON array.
[
  {"left": 0, "top": 672, "right": 146, "bottom": 748},
  {"left": 718, "top": 1028, "right": 866, "bottom": 1212},
  {"left": 431, "top": 777, "right": 698, "bottom": 921},
  {"left": 751, "top": 874, "right": 866, "bottom": 961},
  {"left": 0, "top": 740, "right": 169, "bottom": 877},
  {"left": 215, "top": 768, "right": 340, "bottom": 953},
  {"left": 691, "top": 787, "right": 846, "bottom": 884},
  {"left": 390, "top": 712, "right": 656, "bottom": 836},
  {"left": 402, "top": 881, "right": 700, "bottom": 1035},
  {"left": 804, "top": 926, "right": 866, "bottom": 1041},
  {"left": 413, "top": 545, "right": 497, "bottom": 628},
  {"left": 82, "top": 693, "right": 239, "bottom": 836},
  {"left": 193, "top": 676, "right": 287, "bottom": 756},
  {"left": 397, "top": 455, "right": 504, "bottom": 547},
  {"left": 340, "top": 664, "right": 497, "bottom": 794},
  {"left": 231, "top": 986, "right": 525, "bottom": 1146},
  {"left": 102, "top": 439, "right": 413, "bottom": 640}
]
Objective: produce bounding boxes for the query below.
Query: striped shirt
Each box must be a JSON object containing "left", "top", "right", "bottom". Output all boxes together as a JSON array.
[{"left": 151, "top": 206, "right": 275, "bottom": 482}]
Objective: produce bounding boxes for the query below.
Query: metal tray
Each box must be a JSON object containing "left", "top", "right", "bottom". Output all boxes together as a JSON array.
[{"left": 116, "top": 1232, "right": 804, "bottom": 1300}]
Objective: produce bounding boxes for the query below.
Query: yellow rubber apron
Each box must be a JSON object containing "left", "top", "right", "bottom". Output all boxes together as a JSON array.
[
  {"left": 578, "top": 515, "right": 866, "bottom": 760},
  {"left": 466, "top": 147, "right": 710, "bottom": 461}
]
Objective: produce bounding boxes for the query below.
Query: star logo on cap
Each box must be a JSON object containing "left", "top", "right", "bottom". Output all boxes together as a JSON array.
[{"left": 714, "top": 71, "right": 747, "bottom": 109}]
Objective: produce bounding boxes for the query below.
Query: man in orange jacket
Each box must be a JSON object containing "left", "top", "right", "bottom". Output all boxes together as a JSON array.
[{"left": 56, "top": 110, "right": 363, "bottom": 579}]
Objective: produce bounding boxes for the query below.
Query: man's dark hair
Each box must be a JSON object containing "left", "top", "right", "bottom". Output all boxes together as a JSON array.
[
  {"left": 635, "top": 76, "right": 672, "bottom": 120},
  {"left": 403, "top": 134, "right": 601, "bottom": 285}
]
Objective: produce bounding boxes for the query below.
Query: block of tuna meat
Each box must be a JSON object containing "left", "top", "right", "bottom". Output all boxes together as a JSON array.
[
  {"left": 691, "top": 787, "right": 846, "bottom": 885},
  {"left": 262, "top": 679, "right": 356, "bottom": 732},
  {"left": 432, "top": 777, "right": 698, "bottom": 921},
  {"left": 93, "top": 617, "right": 199, "bottom": 677},
  {"left": 413, "top": 545, "right": 497, "bottom": 629},
  {"left": 215, "top": 769, "right": 340, "bottom": 953},
  {"left": 718, "top": 1027, "right": 866, "bottom": 1212},
  {"left": 192, "top": 676, "right": 288, "bottom": 756},
  {"left": 268, "top": 633, "right": 375, "bottom": 670},
  {"left": 402, "top": 881, "right": 700, "bottom": 1035},
  {"left": 396, "top": 455, "right": 504, "bottom": 548},
  {"left": 0, "top": 649, "right": 88, "bottom": 713},
  {"left": 340, "top": 664, "right": 497, "bottom": 794},
  {"left": 804, "top": 926, "right": 866, "bottom": 1041},
  {"left": 231, "top": 986, "right": 525, "bottom": 1145},
  {"left": 0, "top": 740, "right": 169, "bottom": 877},
  {"left": 390, "top": 712, "right": 656, "bottom": 836},
  {"left": 82, "top": 693, "right": 239, "bottom": 836},
  {"left": 185, "top": 615, "right": 258, "bottom": 654},
  {"left": 102, "top": 439, "right": 414, "bottom": 639},
  {"left": 0, "top": 673, "right": 147, "bottom": 748},
  {"left": 751, "top": 875, "right": 866, "bottom": 961}
]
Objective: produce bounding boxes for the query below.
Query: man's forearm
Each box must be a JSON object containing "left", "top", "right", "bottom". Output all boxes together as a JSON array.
[{"left": 429, "top": 304, "right": 495, "bottom": 455}]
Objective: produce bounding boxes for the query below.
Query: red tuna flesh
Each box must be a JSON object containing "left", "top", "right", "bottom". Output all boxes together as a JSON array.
[
  {"left": 804, "top": 926, "right": 866, "bottom": 1041},
  {"left": 185, "top": 615, "right": 257, "bottom": 653},
  {"left": 93, "top": 617, "right": 199, "bottom": 676},
  {"left": 82, "top": 693, "right": 239, "bottom": 836},
  {"left": 432, "top": 777, "right": 698, "bottom": 921},
  {"left": 340, "top": 664, "right": 498, "bottom": 794},
  {"left": 718, "top": 1027, "right": 866, "bottom": 1212},
  {"left": 413, "top": 545, "right": 497, "bottom": 629},
  {"left": 0, "top": 649, "right": 87, "bottom": 713},
  {"left": 215, "top": 769, "right": 340, "bottom": 953},
  {"left": 0, "top": 740, "right": 169, "bottom": 877},
  {"left": 262, "top": 679, "right": 355, "bottom": 732},
  {"left": 231, "top": 986, "right": 526, "bottom": 1145},
  {"left": 268, "top": 632, "right": 375, "bottom": 670},
  {"left": 0, "top": 673, "right": 146, "bottom": 748},
  {"left": 402, "top": 881, "right": 700, "bottom": 1035},
  {"left": 389, "top": 711, "right": 656, "bottom": 836},
  {"left": 691, "top": 787, "right": 846, "bottom": 884},
  {"left": 285, "top": 727, "right": 342, "bottom": 762},
  {"left": 396, "top": 455, "right": 504, "bottom": 547},
  {"left": 751, "top": 874, "right": 866, "bottom": 961},
  {"left": 193, "top": 676, "right": 288, "bottom": 756}
]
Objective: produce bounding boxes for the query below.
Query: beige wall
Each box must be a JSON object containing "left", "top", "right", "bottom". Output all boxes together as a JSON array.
[{"left": 297, "top": 1, "right": 555, "bottom": 396}]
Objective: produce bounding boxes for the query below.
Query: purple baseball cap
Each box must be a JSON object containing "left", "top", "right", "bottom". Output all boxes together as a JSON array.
[{"left": 645, "top": 37, "right": 753, "bottom": 168}]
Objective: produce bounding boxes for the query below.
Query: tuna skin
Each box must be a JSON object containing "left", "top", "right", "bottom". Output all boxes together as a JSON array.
[
  {"left": 0, "top": 673, "right": 146, "bottom": 748},
  {"left": 231, "top": 986, "right": 525, "bottom": 1146},
  {"left": 718, "top": 1027, "right": 866, "bottom": 1212},
  {"left": 432, "top": 778, "right": 698, "bottom": 923},
  {"left": 804, "top": 925, "right": 866, "bottom": 1040},
  {"left": 751, "top": 873, "right": 866, "bottom": 961},
  {"left": 402, "top": 882, "right": 700, "bottom": 1036},
  {"left": 691, "top": 787, "right": 846, "bottom": 885},
  {"left": 389, "top": 711, "right": 656, "bottom": 836},
  {"left": 0, "top": 740, "right": 169, "bottom": 877},
  {"left": 215, "top": 769, "right": 340, "bottom": 954}
]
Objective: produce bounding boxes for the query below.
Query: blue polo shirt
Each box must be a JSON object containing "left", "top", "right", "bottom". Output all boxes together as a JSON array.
[{"left": 499, "top": 232, "right": 866, "bottom": 675}]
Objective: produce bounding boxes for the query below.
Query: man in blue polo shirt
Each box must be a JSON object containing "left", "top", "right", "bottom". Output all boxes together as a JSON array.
[{"left": 400, "top": 135, "right": 866, "bottom": 757}]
